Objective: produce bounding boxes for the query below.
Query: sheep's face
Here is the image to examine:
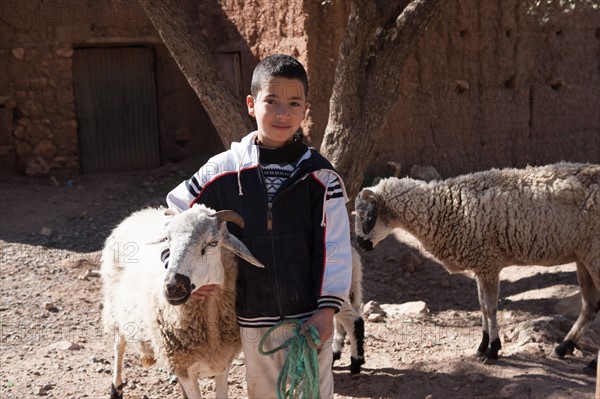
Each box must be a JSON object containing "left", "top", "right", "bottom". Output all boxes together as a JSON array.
[
  {"left": 355, "top": 188, "right": 394, "bottom": 251},
  {"left": 163, "top": 205, "right": 264, "bottom": 305}
]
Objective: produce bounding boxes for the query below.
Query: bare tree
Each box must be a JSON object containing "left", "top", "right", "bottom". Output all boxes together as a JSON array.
[
  {"left": 138, "top": 0, "right": 254, "bottom": 147},
  {"left": 320, "top": 0, "right": 444, "bottom": 198}
]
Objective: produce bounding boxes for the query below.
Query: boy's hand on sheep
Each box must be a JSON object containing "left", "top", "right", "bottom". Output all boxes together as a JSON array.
[
  {"left": 303, "top": 308, "right": 335, "bottom": 349},
  {"left": 191, "top": 284, "right": 218, "bottom": 300}
]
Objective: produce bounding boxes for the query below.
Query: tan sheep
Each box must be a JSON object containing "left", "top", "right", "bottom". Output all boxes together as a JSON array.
[
  {"left": 355, "top": 162, "right": 599, "bottom": 371},
  {"left": 101, "top": 205, "right": 263, "bottom": 398}
]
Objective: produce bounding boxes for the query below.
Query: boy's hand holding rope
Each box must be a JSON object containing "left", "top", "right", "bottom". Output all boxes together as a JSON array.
[{"left": 259, "top": 319, "right": 323, "bottom": 399}]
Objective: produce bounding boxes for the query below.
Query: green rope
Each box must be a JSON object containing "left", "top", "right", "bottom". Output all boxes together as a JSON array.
[{"left": 258, "top": 319, "right": 322, "bottom": 399}]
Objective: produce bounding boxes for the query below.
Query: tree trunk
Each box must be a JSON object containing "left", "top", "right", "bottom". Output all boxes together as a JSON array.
[
  {"left": 138, "top": 0, "right": 254, "bottom": 148},
  {"left": 320, "top": 0, "right": 444, "bottom": 200},
  {"left": 140, "top": 0, "right": 441, "bottom": 198}
]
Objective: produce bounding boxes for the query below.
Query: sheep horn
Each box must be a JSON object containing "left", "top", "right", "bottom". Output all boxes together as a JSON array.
[{"left": 214, "top": 210, "right": 245, "bottom": 229}]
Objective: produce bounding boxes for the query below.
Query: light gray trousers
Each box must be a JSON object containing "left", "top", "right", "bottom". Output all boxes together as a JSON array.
[{"left": 240, "top": 326, "right": 334, "bottom": 398}]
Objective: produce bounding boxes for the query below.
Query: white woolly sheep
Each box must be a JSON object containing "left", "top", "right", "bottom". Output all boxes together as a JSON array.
[
  {"left": 355, "top": 162, "right": 599, "bottom": 371},
  {"left": 332, "top": 247, "right": 365, "bottom": 373},
  {"left": 101, "top": 204, "right": 264, "bottom": 399}
]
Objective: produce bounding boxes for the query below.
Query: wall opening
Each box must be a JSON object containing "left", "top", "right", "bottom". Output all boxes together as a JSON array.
[{"left": 73, "top": 46, "right": 160, "bottom": 174}]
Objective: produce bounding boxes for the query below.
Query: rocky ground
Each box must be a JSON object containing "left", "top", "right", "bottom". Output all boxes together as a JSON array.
[{"left": 0, "top": 161, "right": 598, "bottom": 399}]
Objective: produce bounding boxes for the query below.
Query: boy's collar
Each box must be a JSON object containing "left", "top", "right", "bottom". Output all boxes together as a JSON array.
[{"left": 256, "top": 135, "right": 307, "bottom": 164}]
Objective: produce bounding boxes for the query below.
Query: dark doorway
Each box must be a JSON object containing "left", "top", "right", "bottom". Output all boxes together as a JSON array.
[{"left": 73, "top": 46, "right": 160, "bottom": 173}]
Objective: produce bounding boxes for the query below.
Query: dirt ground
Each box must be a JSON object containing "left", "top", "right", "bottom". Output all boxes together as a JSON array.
[{"left": 1, "top": 161, "right": 598, "bottom": 399}]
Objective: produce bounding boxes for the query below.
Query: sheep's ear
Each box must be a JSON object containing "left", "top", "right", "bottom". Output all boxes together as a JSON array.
[
  {"left": 222, "top": 233, "right": 265, "bottom": 268},
  {"left": 164, "top": 208, "right": 179, "bottom": 216},
  {"left": 146, "top": 236, "right": 167, "bottom": 245},
  {"left": 360, "top": 188, "right": 378, "bottom": 201}
]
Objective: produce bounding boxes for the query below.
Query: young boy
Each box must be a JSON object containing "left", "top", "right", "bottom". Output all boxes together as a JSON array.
[{"left": 165, "top": 54, "right": 352, "bottom": 398}]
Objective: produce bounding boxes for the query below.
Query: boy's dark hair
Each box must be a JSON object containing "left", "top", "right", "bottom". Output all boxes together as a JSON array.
[{"left": 250, "top": 54, "right": 309, "bottom": 98}]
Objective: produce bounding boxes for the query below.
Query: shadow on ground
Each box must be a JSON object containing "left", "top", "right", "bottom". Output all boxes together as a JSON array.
[{"left": 0, "top": 159, "right": 204, "bottom": 252}]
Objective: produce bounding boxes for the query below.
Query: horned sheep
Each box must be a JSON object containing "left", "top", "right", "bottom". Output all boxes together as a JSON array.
[
  {"left": 101, "top": 204, "right": 264, "bottom": 398},
  {"left": 355, "top": 162, "right": 599, "bottom": 372}
]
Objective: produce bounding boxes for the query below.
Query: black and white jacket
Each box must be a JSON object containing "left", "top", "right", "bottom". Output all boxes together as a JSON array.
[{"left": 166, "top": 131, "right": 352, "bottom": 328}]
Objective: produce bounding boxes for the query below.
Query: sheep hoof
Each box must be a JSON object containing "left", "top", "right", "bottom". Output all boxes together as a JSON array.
[
  {"left": 110, "top": 382, "right": 126, "bottom": 399},
  {"left": 582, "top": 358, "right": 597, "bottom": 375},
  {"left": 332, "top": 351, "right": 341, "bottom": 363},
  {"left": 475, "top": 331, "right": 490, "bottom": 357},
  {"left": 480, "top": 349, "right": 499, "bottom": 364},
  {"left": 482, "top": 355, "right": 499, "bottom": 365},
  {"left": 553, "top": 340, "right": 576, "bottom": 358},
  {"left": 481, "top": 338, "right": 501, "bottom": 364},
  {"left": 350, "top": 356, "right": 365, "bottom": 374}
]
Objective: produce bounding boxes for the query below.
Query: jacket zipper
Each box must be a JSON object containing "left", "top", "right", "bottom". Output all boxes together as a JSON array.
[
  {"left": 267, "top": 202, "right": 273, "bottom": 231},
  {"left": 261, "top": 169, "right": 310, "bottom": 320},
  {"left": 266, "top": 201, "right": 284, "bottom": 319},
  {"left": 258, "top": 166, "right": 285, "bottom": 319}
]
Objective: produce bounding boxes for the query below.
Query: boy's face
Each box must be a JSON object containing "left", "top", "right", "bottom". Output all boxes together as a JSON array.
[{"left": 247, "top": 77, "right": 309, "bottom": 148}]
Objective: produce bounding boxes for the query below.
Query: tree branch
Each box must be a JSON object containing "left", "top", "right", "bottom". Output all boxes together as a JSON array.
[
  {"left": 321, "top": 0, "right": 444, "bottom": 200},
  {"left": 138, "top": 0, "right": 254, "bottom": 148}
]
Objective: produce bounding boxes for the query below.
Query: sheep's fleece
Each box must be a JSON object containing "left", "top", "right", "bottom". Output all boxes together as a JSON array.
[
  {"left": 101, "top": 204, "right": 263, "bottom": 399},
  {"left": 355, "top": 162, "right": 599, "bottom": 368}
]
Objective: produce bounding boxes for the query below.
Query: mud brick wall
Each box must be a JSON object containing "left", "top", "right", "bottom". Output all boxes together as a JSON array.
[
  {"left": 0, "top": 0, "right": 222, "bottom": 173},
  {"left": 1, "top": 0, "right": 598, "bottom": 177},
  {"left": 374, "top": 0, "right": 600, "bottom": 177}
]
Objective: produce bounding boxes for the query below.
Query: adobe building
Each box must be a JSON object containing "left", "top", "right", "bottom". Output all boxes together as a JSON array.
[
  {"left": 0, "top": 0, "right": 229, "bottom": 174},
  {"left": 1, "top": 0, "right": 598, "bottom": 177}
]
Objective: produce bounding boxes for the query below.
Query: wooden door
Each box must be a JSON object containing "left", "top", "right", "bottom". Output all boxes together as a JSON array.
[{"left": 73, "top": 46, "right": 159, "bottom": 173}]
